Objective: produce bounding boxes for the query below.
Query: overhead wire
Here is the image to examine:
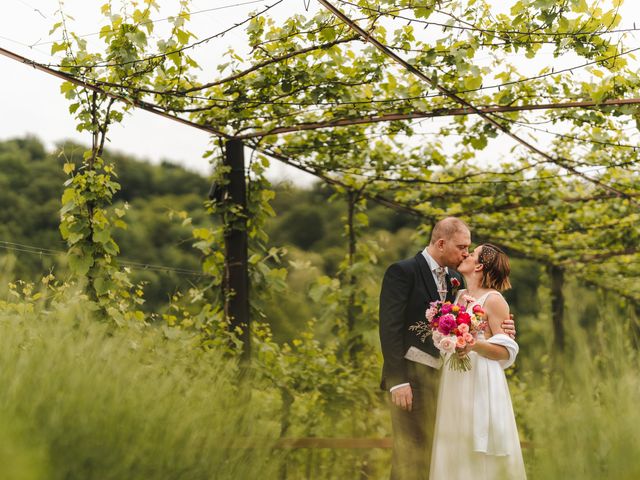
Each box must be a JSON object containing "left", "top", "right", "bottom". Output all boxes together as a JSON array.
[
  {"left": 12, "top": 0, "right": 47, "bottom": 19},
  {"left": 471, "top": 209, "right": 640, "bottom": 236},
  {"left": 0, "top": 240, "right": 206, "bottom": 277},
  {"left": 30, "top": 0, "right": 271, "bottom": 47},
  {"left": 304, "top": 162, "right": 634, "bottom": 186},
  {"left": 32, "top": 3, "right": 638, "bottom": 110},
  {"left": 41, "top": 0, "right": 285, "bottom": 69},
  {"left": 255, "top": 118, "right": 637, "bottom": 188},
  {"left": 337, "top": 1, "right": 640, "bottom": 39},
  {"left": 503, "top": 117, "right": 640, "bottom": 151},
  {"left": 318, "top": 0, "right": 639, "bottom": 206},
  {"left": 256, "top": 142, "right": 611, "bottom": 190},
  {"left": 0, "top": 45, "right": 233, "bottom": 139},
  {"left": 91, "top": 42, "right": 640, "bottom": 107},
  {"left": 6, "top": 0, "right": 639, "bottom": 128}
]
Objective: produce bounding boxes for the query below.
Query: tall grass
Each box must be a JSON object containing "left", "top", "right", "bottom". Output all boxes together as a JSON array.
[
  {"left": 512, "top": 286, "right": 640, "bottom": 479},
  {"left": 0, "top": 292, "right": 280, "bottom": 480},
  {"left": 2, "top": 265, "right": 640, "bottom": 479}
]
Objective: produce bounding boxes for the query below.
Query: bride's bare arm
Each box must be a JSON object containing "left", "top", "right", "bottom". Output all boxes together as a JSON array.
[{"left": 470, "top": 295, "right": 510, "bottom": 361}]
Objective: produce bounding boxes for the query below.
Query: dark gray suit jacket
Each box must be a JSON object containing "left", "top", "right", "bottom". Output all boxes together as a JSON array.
[{"left": 379, "top": 252, "right": 462, "bottom": 390}]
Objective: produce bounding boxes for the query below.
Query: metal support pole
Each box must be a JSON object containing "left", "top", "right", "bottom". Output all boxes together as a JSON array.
[{"left": 224, "top": 139, "right": 250, "bottom": 362}]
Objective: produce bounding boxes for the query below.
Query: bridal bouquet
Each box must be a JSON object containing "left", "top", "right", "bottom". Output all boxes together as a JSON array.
[{"left": 410, "top": 299, "right": 487, "bottom": 371}]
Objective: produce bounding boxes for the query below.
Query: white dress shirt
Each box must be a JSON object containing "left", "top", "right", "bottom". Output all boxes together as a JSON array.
[{"left": 422, "top": 248, "right": 448, "bottom": 288}]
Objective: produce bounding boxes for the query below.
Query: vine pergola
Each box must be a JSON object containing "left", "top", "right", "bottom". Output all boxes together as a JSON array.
[{"left": 2, "top": 0, "right": 639, "bottom": 358}]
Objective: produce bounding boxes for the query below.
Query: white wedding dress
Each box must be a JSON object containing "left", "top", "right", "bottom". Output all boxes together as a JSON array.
[{"left": 429, "top": 290, "right": 526, "bottom": 480}]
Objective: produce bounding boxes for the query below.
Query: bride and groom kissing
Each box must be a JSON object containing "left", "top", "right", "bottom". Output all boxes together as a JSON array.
[{"left": 379, "top": 217, "right": 526, "bottom": 479}]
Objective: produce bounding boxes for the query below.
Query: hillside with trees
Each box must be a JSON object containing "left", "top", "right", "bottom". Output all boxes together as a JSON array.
[{"left": 1, "top": 136, "right": 548, "bottom": 339}]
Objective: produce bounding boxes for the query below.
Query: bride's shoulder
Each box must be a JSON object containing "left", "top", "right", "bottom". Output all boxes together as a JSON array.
[{"left": 484, "top": 291, "right": 509, "bottom": 311}]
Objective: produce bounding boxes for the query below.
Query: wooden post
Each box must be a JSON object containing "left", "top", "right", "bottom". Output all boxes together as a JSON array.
[
  {"left": 224, "top": 139, "right": 250, "bottom": 362},
  {"left": 346, "top": 189, "right": 357, "bottom": 334},
  {"left": 345, "top": 188, "right": 363, "bottom": 362},
  {"left": 548, "top": 264, "right": 565, "bottom": 352}
]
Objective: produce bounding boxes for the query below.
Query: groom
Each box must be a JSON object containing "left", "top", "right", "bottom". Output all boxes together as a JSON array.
[{"left": 379, "top": 217, "right": 514, "bottom": 479}]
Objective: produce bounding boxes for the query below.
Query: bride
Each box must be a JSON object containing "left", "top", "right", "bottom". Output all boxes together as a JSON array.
[{"left": 429, "top": 243, "right": 527, "bottom": 479}]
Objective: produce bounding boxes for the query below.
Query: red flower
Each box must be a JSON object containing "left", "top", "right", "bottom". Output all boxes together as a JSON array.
[
  {"left": 451, "top": 278, "right": 461, "bottom": 288},
  {"left": 457, "top": 311, "right": 471, "bottom": 325}
]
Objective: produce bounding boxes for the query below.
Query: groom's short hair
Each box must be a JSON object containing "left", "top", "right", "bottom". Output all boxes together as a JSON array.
[{"left": 429, "top": 217, "right": 469, "bottom": 245}]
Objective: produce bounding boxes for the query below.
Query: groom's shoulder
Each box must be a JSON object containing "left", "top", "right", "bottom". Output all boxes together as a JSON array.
[{"left": 387, "top": 254, "right": 419, "bottom": 274}]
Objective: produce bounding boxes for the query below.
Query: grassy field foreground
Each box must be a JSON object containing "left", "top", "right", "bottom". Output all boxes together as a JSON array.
[
  {"left": 0, "top": 292, "right": 280, "bottom": 480},
  {"left": 1, "top": 280, "right": 640, "bottom": 478}
]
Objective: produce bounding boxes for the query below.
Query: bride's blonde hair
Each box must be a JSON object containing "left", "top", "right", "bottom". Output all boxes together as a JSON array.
[{"left": 478, "top": 243, "right": 511, "bottom": 291}]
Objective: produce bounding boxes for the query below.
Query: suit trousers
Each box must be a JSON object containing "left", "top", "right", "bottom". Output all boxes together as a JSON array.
[{"left": 389, "top": 360, "right": 440, "bottom": 480}]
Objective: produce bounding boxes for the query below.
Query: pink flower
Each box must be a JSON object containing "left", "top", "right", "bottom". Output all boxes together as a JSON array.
[
  {"left": 458, "top": 323, "right": 469, "bottom": 334},
  {"left": 426, "top": 305, "right": 439, "bottom": 322},
  {"left": 438, "top": 314, "right": 457, "bottom": 335},
  {"left": 462, "top": 294, "right": 476, "bottom": 304},
  {"left": 432, "top": 331, "right": 444, "bottom": 346},
  {"left": 472, "top": 304, "right": 485, "bottom": 315},
  {"left": 438, "top": 336, "right": 456, "bottom": 354},
  {"left": 456, "top": 336, "right": 466, "bottom": 349},
  {"left": 463, "top": 332, "right": 475, "bottom": 345},
  {"left": 440, "top": 302, "right": 453, "bottom": 314}
]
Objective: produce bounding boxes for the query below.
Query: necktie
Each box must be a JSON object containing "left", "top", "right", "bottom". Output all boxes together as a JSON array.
[{"left": 435, "top": 267, "right": 447, "bottom": 301}]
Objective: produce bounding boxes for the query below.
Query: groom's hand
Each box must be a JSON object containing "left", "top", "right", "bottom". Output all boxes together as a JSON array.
[
  {"left": 391, "top": 385, "right": 413, "bottom": 411},
  {"left": 501, "top": 314, "right": 516, "bottom": 339}
]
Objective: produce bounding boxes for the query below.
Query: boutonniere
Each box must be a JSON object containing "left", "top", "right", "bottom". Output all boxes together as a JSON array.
[{"left": 450, "top": 277, "right": 461, "bottom": 295}]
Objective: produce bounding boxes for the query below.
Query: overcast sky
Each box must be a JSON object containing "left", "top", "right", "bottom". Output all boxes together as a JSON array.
[{"left": 1, "top": 0, "right": 638, "bottom": 185}]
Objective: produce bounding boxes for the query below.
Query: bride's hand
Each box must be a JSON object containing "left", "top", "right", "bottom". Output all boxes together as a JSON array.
[{"left": 456, "top": 344, "right": 473, "bottom": 358}]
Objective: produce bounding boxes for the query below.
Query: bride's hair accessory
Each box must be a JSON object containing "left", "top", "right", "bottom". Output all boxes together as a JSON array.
[{"left": 478, "top": 244, "right": 502, "bottom": 266}]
